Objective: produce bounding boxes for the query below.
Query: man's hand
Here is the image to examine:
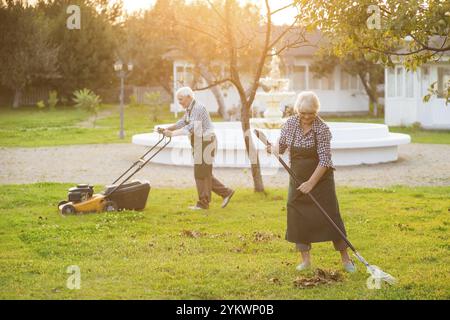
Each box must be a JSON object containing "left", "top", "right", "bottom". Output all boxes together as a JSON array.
[
  {"left": 297, "top": 180, "right": 315, "bottom": 194},
  {"left": 163, "top": 129, "right": 173, "bottom": 137},
  {"left": 156, "top": 127, "right": 165, "bottom": 134}
]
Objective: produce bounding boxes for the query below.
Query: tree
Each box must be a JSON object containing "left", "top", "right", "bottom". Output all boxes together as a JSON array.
[
  {"left": 120, "top": 5, "right": 174, "bottom": 97},
  {"left": 0, "top": 0, "right": 59, "bottom": 108},
  {"left": 37, "top": 0, "right": 123, "bottom": 97},
  {"left": 310, "top": 51, "right": 384, "bottom": 116},
  {"left": 296, "top": 0, "right": 450, "bottom": 102},
  {"left": 170, "top": 0, "right": 308, "bottom": 192}
]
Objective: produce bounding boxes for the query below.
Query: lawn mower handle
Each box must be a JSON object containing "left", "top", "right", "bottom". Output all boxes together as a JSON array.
[
  {"left": 253, "top": 129, "right": 357, "bottom": 253},
  {"left": 106, "top": 134, "right": 172, "bottom": 198},
  {"left": 112, "top": 134, "right": 166, "bottom": 185}
]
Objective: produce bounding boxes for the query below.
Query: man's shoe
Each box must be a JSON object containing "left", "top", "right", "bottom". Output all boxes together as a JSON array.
[
  {"left": 221, "top": 190, "right": 235, "bottom": 208},
  {"left": 188, "top": 205, "right": 207, "bottom": 210}
]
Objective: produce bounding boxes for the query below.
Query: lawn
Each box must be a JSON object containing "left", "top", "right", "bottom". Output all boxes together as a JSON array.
[
  {"left": 0, "top": 105, "right": 181, "bottom": 147},
  {"left": 0, "top": 183, "right": 448, "bottom": 299},
  {"left": 0, "top": 106, "right": 449, "bottom": 147}
]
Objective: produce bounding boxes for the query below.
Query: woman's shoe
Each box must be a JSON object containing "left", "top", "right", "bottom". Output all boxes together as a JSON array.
[
  {"left": 343, "top": 261, "right": 357, "bottom": 273},
  {"left": 295, "top": 262, "right": 311, "bottom": 271}
]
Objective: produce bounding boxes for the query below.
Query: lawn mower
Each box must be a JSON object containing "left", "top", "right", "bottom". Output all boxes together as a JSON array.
[{"left": 58, "top": 129, "right": 171, "bottom": 215}]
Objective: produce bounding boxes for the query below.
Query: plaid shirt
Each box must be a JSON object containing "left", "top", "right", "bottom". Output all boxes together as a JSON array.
[
  {"left": 174, "top": 99, "right": 214, "bottom": 136},
  {"left": 278, "top": 115, "right": 335, "bottom": 170}
]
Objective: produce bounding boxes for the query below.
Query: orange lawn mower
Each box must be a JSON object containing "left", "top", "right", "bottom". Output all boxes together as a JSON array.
[{"left": 58, "top": 131, "right": 171, "bottom": 215}]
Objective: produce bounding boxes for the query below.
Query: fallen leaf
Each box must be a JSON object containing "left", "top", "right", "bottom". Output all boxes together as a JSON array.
[
  {"left": 293, "top": 268, "right": 343, "bottom": 288},
  {"left": 180, "top": 230, "right": 203, "bottom": 238},
  {"left": 269, "top": 277, "right": 281, "bottom": 285}
]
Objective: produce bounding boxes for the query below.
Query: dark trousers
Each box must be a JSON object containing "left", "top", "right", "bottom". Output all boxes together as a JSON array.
[
  {"left": 191, "top": 134, "right": 232, "bottom": 208},
  {"left": 195, "top": 175, "right": 232, "bottom": 208}
]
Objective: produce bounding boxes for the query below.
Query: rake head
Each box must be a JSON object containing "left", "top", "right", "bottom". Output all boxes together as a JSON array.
[
  {"left": 354, "top": 252, "right": 397, "bottom": 288},
  {"left": 366, "top": 265, "right": 397, "bottom": 286}
]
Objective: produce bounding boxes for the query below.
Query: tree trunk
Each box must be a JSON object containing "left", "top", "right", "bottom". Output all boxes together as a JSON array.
[
  {"left": 209, "top": 84, "right": 227, "bottom": 120},
  {"left": 197, "top": 65, "right": 228, "bottom": 120},
  {"left": 357, "top": 72, "right": 378, "bottom": 116},
  {"left": 13, "top": 89, "right": 22, "bottom": 108},
  {"left": 241, "top": 101, "right": 265, "bottom": 192}
]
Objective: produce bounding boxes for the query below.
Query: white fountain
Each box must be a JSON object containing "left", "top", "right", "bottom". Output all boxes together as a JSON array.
[
  {"left": 132, "top": 52, "right": 410, "bottom": 168},
  {"left": 250, "top": 49, "right": 295, "bottom": 129}
]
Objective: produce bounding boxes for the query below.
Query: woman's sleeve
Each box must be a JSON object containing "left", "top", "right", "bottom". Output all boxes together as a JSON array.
[{"left": 316, "top": 126, "right": 336, "bottom": 170}]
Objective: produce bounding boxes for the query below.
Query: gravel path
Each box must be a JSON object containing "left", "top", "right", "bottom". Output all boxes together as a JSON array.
[{"left": 1, "top": 143, "right": 449, "bottom": 188}]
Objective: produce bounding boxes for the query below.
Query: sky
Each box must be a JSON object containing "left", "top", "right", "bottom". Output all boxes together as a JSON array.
[{"left": 120, "top": 0, "right": 298, "bottom": 25}]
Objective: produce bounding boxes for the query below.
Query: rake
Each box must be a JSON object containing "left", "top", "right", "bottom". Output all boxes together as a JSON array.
[{"left": 254, "top": 129, "right": 396, "bottom": 287}]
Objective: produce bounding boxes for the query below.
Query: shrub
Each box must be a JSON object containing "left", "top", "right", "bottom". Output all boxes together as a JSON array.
[
  {"left": 48, "top": 90, "right": 58, "bottom": 110},
  {"left": 73, "top": 88, "right": 102, "bottom": 127},
  {"left": 36, "top": 100, "right": 46, "bottom": 109},
  {"left": 145, "top": 91, "right": 162, "bottom": 121},
  {"left": 129, "top": 94, "right": 142, "bottom": 108}
]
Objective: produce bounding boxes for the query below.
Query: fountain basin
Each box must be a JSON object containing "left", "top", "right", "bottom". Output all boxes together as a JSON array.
[{"left": 132, "top": 121, "right": 411, "bottom": 168}]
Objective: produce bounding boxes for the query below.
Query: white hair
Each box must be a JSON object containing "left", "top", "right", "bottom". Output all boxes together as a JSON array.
[
  {"left": 175, "top": 86, "right": 195, "bottom": 99},
  {"left": 294, "top": 91, "right": 320, "bottom": 114}
]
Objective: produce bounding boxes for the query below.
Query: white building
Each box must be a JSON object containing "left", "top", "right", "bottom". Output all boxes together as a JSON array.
[
  {"left": 384, "top": 59, "right": 450, "bottom": 129},
  {"left": 165, "top": 34, "right": 369, "bottom": 116}
]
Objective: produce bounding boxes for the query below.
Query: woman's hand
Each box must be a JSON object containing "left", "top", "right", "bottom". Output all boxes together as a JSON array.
[
  {"left": 266, "top": 144, "right": 279, "bottom": 156},
  {"left": 297, "top": 180, "right": 315, "bottom": 194},
  {"left": 163, "top": 129, "right": 173, "bottom": 137}
]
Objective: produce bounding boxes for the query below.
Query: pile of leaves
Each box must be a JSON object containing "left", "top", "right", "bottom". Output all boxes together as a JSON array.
[
  {"left": 180, "top": 230, "right": 203, "bottom": 238},
  {"left": 252, "top": 231, "right": 280, "bottom": 242},
  {"left": 293, "top": 269, "right": 343, "bottom": 288}
]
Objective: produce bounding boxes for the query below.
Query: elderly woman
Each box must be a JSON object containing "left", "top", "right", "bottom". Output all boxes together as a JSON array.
[{"left": 267, "top": 91, "right": 356, "bottom": 273}]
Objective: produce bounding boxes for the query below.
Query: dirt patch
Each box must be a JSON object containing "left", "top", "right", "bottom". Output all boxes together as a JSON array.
[
  {"left": 1, "top": 143, "right": 449, "bottom": 187},
  {"left": 253, "top": 231, "right": 281, "bottom": 242},
  {"left": 293, "top": 269, "right": 343, "bottom": 288},
  {"left": 180, "top": 230, "right": 203, "bottom": 238}
]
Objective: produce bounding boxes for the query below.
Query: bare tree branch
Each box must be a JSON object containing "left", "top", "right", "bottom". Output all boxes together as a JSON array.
[
  {"left": 193, "top": 78, "right": 233, "bottom": 91},
  {"left": 269, "top": 2, "right": 296, "bottom": 16}
]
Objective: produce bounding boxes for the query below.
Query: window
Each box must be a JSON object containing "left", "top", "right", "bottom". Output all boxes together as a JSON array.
[
  {"left": 387, "top": 68, "right": 395, "bottom": 97},
  {"left": 437, "top": 66, "right": 450, "bottom": 99},
  {"left": 184, "top": 66, "right": 194, "bottom": 86},
  {"left": 308, "top": 70, "right": 320, "bottom": 89},
  {"left": 340, "top": 71, "right": 358, "bottom": 90},
  {"left": 322, "top": 73, "right": 335, "bottom": 90},
  {"left": 293, "top": 65, "right": 306, "bottom": 90},
  {"left": 396, "top": 67, "right": 403, "bottom": 97},
  {"left": 405, "top": 71, "right": 414, "bottom": 98},
  {"left": 307, "top": 69, "right": 334, "bottom": 90},
  {"left": 421, "top": 66, "right": 430, "bottom": 96}
]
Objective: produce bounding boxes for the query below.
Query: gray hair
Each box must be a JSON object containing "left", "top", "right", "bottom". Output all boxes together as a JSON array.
[
  {"left": 294, "top": 91, "right": 320, "bottom": 114},
  {"left": 175, "top": 86, "right": 195, "bottom": 99}
]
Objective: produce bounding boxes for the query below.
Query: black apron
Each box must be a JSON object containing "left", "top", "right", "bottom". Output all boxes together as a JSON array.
[
  {"left": 190, "top": 133, "right": 216, "bottom": 179},
  {"left": 285, "top": 124, "right": 347, "bottom": 244}
]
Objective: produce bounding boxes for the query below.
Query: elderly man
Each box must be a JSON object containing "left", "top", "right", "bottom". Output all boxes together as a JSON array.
[{"left": 163, "top": 87, "right": 235, "bottom": 210}]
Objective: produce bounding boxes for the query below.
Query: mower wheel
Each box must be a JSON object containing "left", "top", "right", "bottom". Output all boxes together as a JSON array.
[
  {"left": 104, "top": 200, "right": 118, "bottom": 212},
  {"left": 58, "top": 200, "right": 69, "bottom": 207},
  {"left": 61, "top": 204, "right": 76, "bottom": 215}
]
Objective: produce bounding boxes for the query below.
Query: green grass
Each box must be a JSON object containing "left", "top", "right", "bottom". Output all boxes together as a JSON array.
[
  {"left": 0, "top": 107, "right": 448, "bottom": 147},
  {"left": 0, "top": 105, "right": 187, "bottom": 147},
  {"left": 0, "top": 183, "right": 448, "bottom": 299}
]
